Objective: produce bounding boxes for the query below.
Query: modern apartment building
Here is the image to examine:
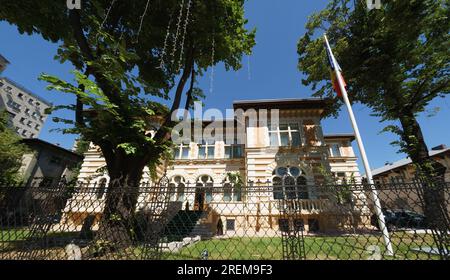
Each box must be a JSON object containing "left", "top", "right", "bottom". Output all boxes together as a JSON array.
[{"left": 0, "top": 77, "right": 51, "bottom": 138}]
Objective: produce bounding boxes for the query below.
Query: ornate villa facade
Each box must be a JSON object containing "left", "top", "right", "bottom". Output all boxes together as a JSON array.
[{"left": 63, "top": 99, "right": 366, "bottom": 237}]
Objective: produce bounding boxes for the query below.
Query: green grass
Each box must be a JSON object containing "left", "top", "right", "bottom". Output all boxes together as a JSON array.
[
  {"left": 0, "top": 229, "right": 441, "bottom": 260},
  {"left": 163, "top": 232, "right": 440, "bottom": 260},
  {"left": 0, "top": 228, "right": 30, "bottom": 241}
]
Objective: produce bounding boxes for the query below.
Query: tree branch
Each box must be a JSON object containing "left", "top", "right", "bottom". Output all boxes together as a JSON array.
[
  {"left": 184, "top": 67, "right": 196, "bottom": 112},
  {"left": 68, "top": 10, "right": 95, "bottom": 61},
  {"left": 412, "top": 81, "right": 450, "bottom": 109},
  {"left": 154, "top": 44, "right": 196, "bottom": 142},
  {"left": 75, "top": 68, "right": 92, "bottom": 128},
  {"left": 68, "top": 9, "right": 120, "bottom": 104}
]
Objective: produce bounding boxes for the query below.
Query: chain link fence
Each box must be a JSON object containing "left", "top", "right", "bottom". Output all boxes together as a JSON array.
[{"left": 0, "top": 178, "right": 448, "bottom": 260}]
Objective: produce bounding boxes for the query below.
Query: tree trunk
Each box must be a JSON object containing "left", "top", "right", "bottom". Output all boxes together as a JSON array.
[
  {"left": 93, "top": 155, "right": 146, "bottom": 255},
  {"left": 398, "top": 110, "right": 449, "bottom": 259},
  {"left": 398, "top": 110, "right": 434, "bottom": 176}
]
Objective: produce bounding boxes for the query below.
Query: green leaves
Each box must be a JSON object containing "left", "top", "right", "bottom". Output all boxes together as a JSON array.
[
  {"left": 39, "top": 70, "right": 119, "bottom": 115},
  {"left": 0, "top": 110, "right": 29, "bottom": 184},
  {"left": 3, "top": 1, "right": 256, "bottom": 187},
  {"left": 117, "top": 143, "right": 138, "bottom": 155},
  {"left": 298, "top": 0, "right": 449, "bottom": 116},
  {"left": 297, "top": 0, "right": 449, "bottom": 167}
]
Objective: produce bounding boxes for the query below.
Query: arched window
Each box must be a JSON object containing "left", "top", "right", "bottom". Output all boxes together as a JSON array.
[
  {"left": 223, "top": 183, "right": 232, "bottom": 202},
  {"left": 197, "top": 175, "right": 214, "bottom": 203},
  {"left": 297, "top": 176, "right": 308, "bottom": 199},
  {"left": 96, "top": 178, "right": 107, "bottom": 199},
  {"left": 169, "top": 176, "right": 186, "bottom": 202},
  {"left": 272, "top": 166, "right": 309, "bottom": 200}
]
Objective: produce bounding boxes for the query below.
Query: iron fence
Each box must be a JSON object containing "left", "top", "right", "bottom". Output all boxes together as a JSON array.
[{"left": 0, "top": 179, "right": 449, "bottom": 260}]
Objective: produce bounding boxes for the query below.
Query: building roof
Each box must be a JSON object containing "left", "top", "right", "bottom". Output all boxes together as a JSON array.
[
  {"left": 0, "top": 54, "right": 10, "bottom": 64},
  {"left": 21, "top": 138, "right": 84, "bottom": 160},
  {"left": 372, "top": 146, "right": 450, "bottom": 176},
  {"left": 233, "top": 98, "right": 328, "bottom": 111},
  {"left": 0, "top": 77, "right": 52, "bottom": 106},
  {"left": 324, "top": 133, "right": 356, "bottom": 141}
]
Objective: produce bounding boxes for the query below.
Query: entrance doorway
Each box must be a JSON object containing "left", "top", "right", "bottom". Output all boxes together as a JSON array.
[
  {"left": 194, "top": 175, "right": 214, "bottom": 211},
  {"left": 194, "top": 187, "right": 205, "bottom": 211}
]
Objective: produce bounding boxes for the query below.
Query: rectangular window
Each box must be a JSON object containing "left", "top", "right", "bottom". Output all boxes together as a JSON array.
[
  {"left": 226, "top": 219, "right": 235, "bottom": 231},
  {"left": 224, "top": 144, "right": 244, "bottom": 159},
  {"left": 269, "top": 132, "right": 279, "bottom": 146},
  {"left": 173, "top": 144, "right": 190, "bottom": 159},
  {"left": 7, "top": 100, "right": 21, "bottom": 111},
  {"left": 280, "top": 131, "right": 289, "bottom": 146},
  {"left": 278, "top": 219, "right": 289, "bottom": 232},
  {"left": 232, "top": 145, "right": 243, "bottom": 158},
  {"left": 198, "top": 146, "right": 206, "bottom": 159},
  {"left": 181, "top": 147, "right": 190, "bottom": 159},
  {"left": 308, "top": 219, "right": 320, "bottom": 232},
  {"left": 224, "top": 146, "right": 232, "bottom": 158},
  {"left": 207, "top": 146, "right": 215, "bottom": 159},
  {"left": 268, "top": 122, "right": 301, "bottom": 147},
  {"left": 330, "top": 143, "right": 342, "bottom": 157},
  {"left": 294, "top": 219, "right": 305, "bottom": 231},
  {"left": 172, "top": 147, "right": 180, "bottom": 159},
  {"left": 291, "top": 131, "right": 301, "bottom": 146},
  {"left": 198, "top": 140, "right": 214, "bottom": 159}
]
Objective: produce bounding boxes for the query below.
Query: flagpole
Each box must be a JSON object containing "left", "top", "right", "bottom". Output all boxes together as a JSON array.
[{"left": 324, "top": 34, "right": 394, "bottom": 256}]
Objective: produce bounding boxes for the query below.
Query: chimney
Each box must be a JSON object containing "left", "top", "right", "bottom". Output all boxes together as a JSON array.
[{"left": 431, "top": 144, "right": 447, "bottom": 151}]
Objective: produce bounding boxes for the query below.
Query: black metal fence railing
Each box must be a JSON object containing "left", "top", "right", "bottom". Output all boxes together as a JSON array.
[{"left": 0, "top": 179, "right": 448, "bottom": 260}]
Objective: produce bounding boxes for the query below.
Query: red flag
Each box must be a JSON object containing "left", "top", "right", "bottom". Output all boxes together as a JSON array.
[
  {"left": 325, "top": 40, "right": 347, "bottom": 98},
  {"left": 331, "top": 71, "right": 346, "bottom": 97}
]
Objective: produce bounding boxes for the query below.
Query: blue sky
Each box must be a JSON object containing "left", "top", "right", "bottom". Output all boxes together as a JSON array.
[{"left": 0, "top": 0, "right": 449, "bottom": 171}]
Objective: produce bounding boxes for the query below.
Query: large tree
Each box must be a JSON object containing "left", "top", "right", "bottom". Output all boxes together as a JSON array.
[
  {"left": 0, "top": 111, "right": 29, "bottom": 185},
  {"left": 297, "top": 1, "right": 450, "bottom": 254},
  {"left": 0, "top": 0, "right": 255, "bottom": 248},
  {"left": 297, "top": 0, "right": 449, "bottom": 178}
]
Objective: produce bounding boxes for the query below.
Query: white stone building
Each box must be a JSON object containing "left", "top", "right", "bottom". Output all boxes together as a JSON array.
[{"left": 64, "top": 98, "right": 364, "bottom": 236}]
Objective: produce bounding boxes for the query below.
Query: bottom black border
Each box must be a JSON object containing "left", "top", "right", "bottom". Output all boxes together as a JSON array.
[{"left": 0, "top": 260, "right": 446, "bottom": 279}]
